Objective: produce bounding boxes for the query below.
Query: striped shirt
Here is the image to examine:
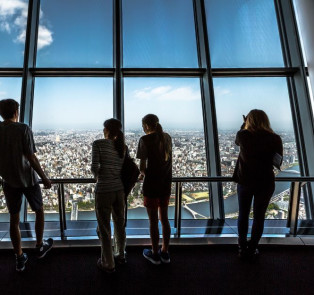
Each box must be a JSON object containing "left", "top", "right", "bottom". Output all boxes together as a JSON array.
[{"left": 91, "top": 139, "right": 124, "bottom": 193}]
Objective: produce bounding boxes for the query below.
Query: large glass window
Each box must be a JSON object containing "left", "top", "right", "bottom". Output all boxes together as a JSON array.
[
  {"left": 205, "top": 0, "right": 284, "bottom": 68},
  {"left": 124, "top": 78, "right": 208, "bottom": 219},
  {"left": 1, "top": 0, "right": 310, "bottom": 237},
  {"left": 123, "top": 0, "right": 198, "bottom": 68},
  {"left": 32, "top": 78, "right": 112, "bottom": 220},
  {"left": 0, "top": 0, "right": 28, "bottom": 67},
  {"left": 214, "top": 77, "right": 299, "bottom": 219},
  {"left": 36, "top": 0, "right": 113, "bottom": 67}
]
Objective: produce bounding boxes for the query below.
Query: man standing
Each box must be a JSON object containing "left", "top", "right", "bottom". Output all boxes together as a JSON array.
[{"left": 0, "top": 99, "right": 53, "bottom": 272}]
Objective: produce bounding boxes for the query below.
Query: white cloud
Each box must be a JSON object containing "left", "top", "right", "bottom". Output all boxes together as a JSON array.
[
  {"left": 37, "top": 25, "right": 53, "bottom": 50},
  {"left": 0, "top": 20, "right": 10, "bottom": 33},
  {"left": 133, "top": 86, "right": 199, "bottom": 101},
  {"left": 0, "top": 0, "right": 26, "bottom": 16},
  {"left": 0, "top": 0, "right": 53, "bottom": 50}
]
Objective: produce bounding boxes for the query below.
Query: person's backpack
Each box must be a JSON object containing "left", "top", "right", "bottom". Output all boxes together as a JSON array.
[
  {"left": 121, "top": 147, "right": 140, "bottom": 198},
  {"left": 121, "top": 147, "right": 140, "bottom": 227}
]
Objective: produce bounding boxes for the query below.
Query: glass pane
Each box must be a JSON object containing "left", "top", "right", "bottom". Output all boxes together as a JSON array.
[
  {"left": 36, "top": 0, "right": 113, "bottom": 67},
  {"left": 124, "top": 78, "right": 207, "bottom": 219},
  {"left": 0, "top": 0, "right": 28, "bottom": 67},
  {"left": 32, "top": 77, "right": 113, "bottom": 180},
  {"left": 205, "top": 0, "right": 284, "bottom": 68},
  {"left": 181, "top": 182, "right": 210, "bottom": 219},
  {"left": 214, "top": 77, "right": 300, "bottom": 219},
  {"left": 64, "top": 183, "right": 96, "bottom": 221},
  {"left": 123, "top": 0, "right": 198, "bottom": 68},
  {"left": 0, "top": 78, "right": 22, "bottom": 100},
  {"left": 125, "top": 78, "right": 207, "bottom": 177},
  {"left": 32, "top": 78, "right": 112, "bottom": 221}
]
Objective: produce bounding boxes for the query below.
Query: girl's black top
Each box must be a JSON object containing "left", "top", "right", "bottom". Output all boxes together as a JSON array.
[
  {"left": 136, "top": 132, "right": 172, "bottom": 198},
  {"left": 232, "top": 126, "right": 283, "bottom": 188}
]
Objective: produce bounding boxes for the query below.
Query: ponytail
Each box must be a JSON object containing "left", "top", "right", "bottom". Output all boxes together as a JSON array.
[
  {"left": 142, "top": 114, "right": 171, "bottom": 161},
  {"left": 156, "top": 123, "right": 171, "bottom": 161},
  {"left": 114, "top": 130, "right": 125, "bottom": 158},
  {"left": 103, "top": 118, "right": 125, "bottom": 158}
]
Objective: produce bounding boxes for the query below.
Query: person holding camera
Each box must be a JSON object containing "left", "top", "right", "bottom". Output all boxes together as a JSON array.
[{"left": 233, "top": 109, "right": 283, "bottom": 260}]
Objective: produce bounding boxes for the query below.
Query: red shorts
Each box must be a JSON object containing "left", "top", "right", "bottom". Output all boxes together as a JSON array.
[{"left": 144, "top": 196, "right": 170, "bottom": 209}]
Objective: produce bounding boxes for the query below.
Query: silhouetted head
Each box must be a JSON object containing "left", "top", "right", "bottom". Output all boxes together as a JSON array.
[
  {"left": 245, "top": 109, "right": 273, "bottom": 133},
  {"left": 142, "top": 114, "right": 160, "bottom": 134},
  {"left": 103, "top": 118, "right": 125, "bottom": 158},
  {"left": 104, "top": 118, "right": 122, "bottom": 138},
  {"left": 0, "top": 99, "right": 19, "bottom": 120}
]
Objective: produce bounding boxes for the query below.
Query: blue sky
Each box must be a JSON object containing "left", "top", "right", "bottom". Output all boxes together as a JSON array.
[{"left": 0, "top": 0, "right": 294, "bottom": 131}]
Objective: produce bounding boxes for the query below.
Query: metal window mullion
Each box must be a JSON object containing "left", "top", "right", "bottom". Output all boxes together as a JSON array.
[
  {"left": 19, "top": 0, "right": 40, "bottom": 223},
  {"left": 113, "top": 0, "right": 124, "bottom": 125},
  {"left": 193, "top": 0, "right": 224, "bottom": 219},
  {"left": 20, "top": 0, "right": 40, "bottom": 126},
  {"left": 275, "top": 0, "right": 314, "bottom": 219}
]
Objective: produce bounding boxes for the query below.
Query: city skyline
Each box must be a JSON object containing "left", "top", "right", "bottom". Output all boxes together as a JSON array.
[{"left": 0, "top": 128, "right": 301, "bottom": 220}]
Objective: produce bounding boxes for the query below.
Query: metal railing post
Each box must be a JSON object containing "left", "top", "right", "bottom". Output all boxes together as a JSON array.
[
  {"left": 61, "top": 183, "right": 67, "bottom": 231},
  {"left": 174, "top": 182, "right": 179, "bottom": 229},
  {"left": 57, "top": 184, "right": 65, "bottom": 239},
  {"left": 287, "top": 181, "right": 301, "bottom": 236},
  {"left": 177, "top": 182, "right": 183, "bottom": 238}
]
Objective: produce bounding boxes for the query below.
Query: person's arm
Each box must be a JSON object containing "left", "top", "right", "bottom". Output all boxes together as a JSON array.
[
  {"left": 139, "top": 160, "right": 146, "bottom": 180},
  {"left": 91, "top": 141, "right": 100, "bottom": 180},
  {"left": 136, "top": 138, "right": 147, "bottom": 180},
  {"left": 26, "top": 154, "right": 51, "bottom": 189},
  {"left": 275, "top": 135, "right": 284, "bottom": 157},
  {"left": 235, "top": 116, "right": 246, "bottom": 146},
  {"left": 23, "top": 126, "right": 51, "bottom": 189}
]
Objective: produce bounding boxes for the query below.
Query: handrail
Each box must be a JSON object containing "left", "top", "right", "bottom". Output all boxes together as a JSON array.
[
  {"left": 15, "top": 176, "right": 313, "bottom": 239},
  {"left": 45, "top": 176, "right": 314, "bottom": 184}
]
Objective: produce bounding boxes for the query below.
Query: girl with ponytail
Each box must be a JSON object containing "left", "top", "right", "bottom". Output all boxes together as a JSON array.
[
  {"left": 136, "top": 114, "right": 172, "bottom": 265},
  {"left": 91, "top": 118, "right": 127, "bottom": 273}
]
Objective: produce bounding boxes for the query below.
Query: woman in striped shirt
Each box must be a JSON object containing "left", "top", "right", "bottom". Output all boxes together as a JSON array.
[{"left": 91, "top": 118, "right": 126, "bottom": 273}]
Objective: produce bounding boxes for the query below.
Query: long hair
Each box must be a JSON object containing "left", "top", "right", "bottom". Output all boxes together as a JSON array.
[
  {"left": 103, "top": 118, "right": 125, "bottom": 158},
  {"left": 142, "top": 114, "right": 171, "bottom": 161},
  {"left": 245, "top": 109, "right": 274, "bottom": 133}
]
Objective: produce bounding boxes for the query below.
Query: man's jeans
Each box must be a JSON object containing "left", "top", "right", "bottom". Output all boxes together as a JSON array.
[
  {"left": 237, "top": 183, "right": 275, "bottom": 250},
  {"left": 95, "top": 190, "right": 126, "bottom": 269}
]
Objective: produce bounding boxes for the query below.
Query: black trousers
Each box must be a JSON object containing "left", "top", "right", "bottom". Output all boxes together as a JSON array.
[{"left": 237, "top": 183, "right": 275, "bottom": 249}]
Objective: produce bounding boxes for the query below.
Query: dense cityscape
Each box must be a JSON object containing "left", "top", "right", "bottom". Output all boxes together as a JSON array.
[{"left": 0, "top": 129, "right": 304, "bottom": 220}]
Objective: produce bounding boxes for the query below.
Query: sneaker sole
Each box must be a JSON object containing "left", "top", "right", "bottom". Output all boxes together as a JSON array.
[
  {"left": 38, "top": 244, "right": 53, "bottom": 259},
  {"left": 16, "top": 256, "right": 28, "bottom": 272},
  {"left": 143, "top": 253, "right": 161, "bottom": 265}
]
